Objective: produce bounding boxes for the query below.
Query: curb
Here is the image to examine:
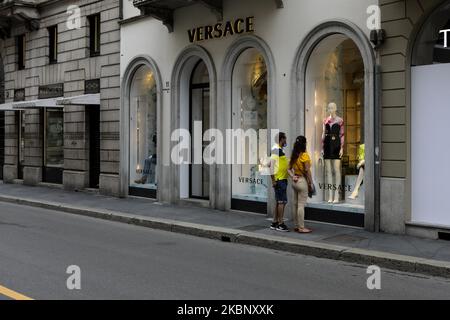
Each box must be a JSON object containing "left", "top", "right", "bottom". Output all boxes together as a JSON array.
[{"left": 1, "top": 195, "right": 450, "bottom": 279}]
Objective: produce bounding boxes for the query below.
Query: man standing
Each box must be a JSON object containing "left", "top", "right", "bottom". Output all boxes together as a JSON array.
[{"left": 270, "top": 132, "right": 289, "bottom": 232}]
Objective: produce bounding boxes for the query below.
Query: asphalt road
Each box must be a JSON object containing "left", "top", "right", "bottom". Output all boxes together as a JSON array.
[{"left": 1, "top": 201, "right": 450, "bottom": 300}]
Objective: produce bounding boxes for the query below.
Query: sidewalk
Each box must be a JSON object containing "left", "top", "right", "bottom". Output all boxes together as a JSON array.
[{"left": 0, "top": 182, "right": 450, "bottom": 278}]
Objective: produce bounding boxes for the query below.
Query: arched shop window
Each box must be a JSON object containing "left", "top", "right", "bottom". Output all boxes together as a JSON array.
[
  {"left": 411, "top": 1, "right": 450, "bottom": 227},
  {"left": 412, "top": 2, "right": 450, "bottom": 66},
  {"left": 231, "top": 48, "right": 269, "bottom": 210},
  {"left": 305, "top": 34, "right": 366, "bottom": 212},
  {"left": 129, "top": 65, "right": 158, "bottom": 196}
]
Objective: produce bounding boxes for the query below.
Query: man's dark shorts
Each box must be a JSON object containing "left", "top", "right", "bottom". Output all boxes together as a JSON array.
[{"left": 274, "top": 180, "right": 288, "bottom": 204}]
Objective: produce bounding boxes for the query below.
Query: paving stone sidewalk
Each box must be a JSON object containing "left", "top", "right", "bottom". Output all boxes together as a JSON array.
[{"left": 1, "top": 182, "right": 450, "bottom": 266}]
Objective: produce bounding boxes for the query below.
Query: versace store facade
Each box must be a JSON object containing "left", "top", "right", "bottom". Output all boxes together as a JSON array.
[
  {"left": 121, "top": 0, "right": 380, "bottom": 230},
  {"left": 0, "top": 0, "right": 121, "bottom": 195}
]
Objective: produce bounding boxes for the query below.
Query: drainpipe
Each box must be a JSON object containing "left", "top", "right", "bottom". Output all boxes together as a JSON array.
[
  {"left": 119, "top": 0, "right": 124, "bottom": 20},
  {"left": 370, "top": 29, "right": 384, "bottom": 233}
]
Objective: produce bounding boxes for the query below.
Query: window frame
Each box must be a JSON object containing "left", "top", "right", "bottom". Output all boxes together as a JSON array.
[
  {"left": 88, "top": 14, "right": 101, "bottom": 57},
  {"left": 17, "top": 34, "right": 26, "bottom": 70},
  {"left": 48, "top": 25, "right": 58, "bottom": 64}
]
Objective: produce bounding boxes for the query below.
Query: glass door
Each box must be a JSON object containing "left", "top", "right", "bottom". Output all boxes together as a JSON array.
[
  {"left": 43, "top": 108, "right": 64, "bottom": 184},
  {"left": 190, "top": 86, "right": 210, "bottom": 199}
]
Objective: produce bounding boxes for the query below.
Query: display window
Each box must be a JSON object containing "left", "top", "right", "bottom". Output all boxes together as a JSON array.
[
  {"left": 412, "top": 2, "right": 450, "bottom": 66},
  {"left": 129, "top": 65, "right": 158, "bottom": 192},
  {"left": 19, "top": 111, "right": 25, "bottom": 178},
  {"left": 305, "top": 34, "right": 365, "bottom": 212},
  {"left": 44, "top": 109, "right": 64, "bottom": 168},
  {"left": 231, "top": 48, "right": 269, "bottom": 204}
]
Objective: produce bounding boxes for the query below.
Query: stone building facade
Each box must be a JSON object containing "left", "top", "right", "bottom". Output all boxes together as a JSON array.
[
  {"left": 379, "top": 0, "right": 450, "bottom": 238},
  {"left": 0, "top": 0, "right": 121, "bottom": 196},
  {"left": 1, "top": 0, "right": 448, "bottom": 240}
]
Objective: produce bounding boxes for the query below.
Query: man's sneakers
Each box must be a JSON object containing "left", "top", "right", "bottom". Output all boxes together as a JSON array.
[
  {"left": 270, "top": 222, "right": 279, "bottom": 230},
  {"left": 270, "top": 222, "right": 289, "bottom": 232},
  {"left": 277, "top": 223, "right": 289, "bottom": 232}
]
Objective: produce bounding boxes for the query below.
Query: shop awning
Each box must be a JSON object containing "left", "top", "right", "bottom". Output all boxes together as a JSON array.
[
  {"left": 12, "top": 98, "right": 60, "bottom": 109},
  {"left": 56, "top": 94, "right": 100, "bottom": 106},
  {"left": 0, "top": 102, "right": 14, "bottom": 111}
]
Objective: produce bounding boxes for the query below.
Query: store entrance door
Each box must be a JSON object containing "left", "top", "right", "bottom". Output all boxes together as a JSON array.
[
  {"left": 88, "top": 105, "right": 100, "bottom": 188},
  {"left": 189, "top": 61, "right": 210, "bottom": 200},
  {"left": 43, "top": 108, "right": 64, "bottom": 184}
]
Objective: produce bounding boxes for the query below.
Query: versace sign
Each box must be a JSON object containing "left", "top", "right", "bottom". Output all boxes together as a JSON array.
[{"left": 188, "top": 17, "right": 255, "bottom": 43}]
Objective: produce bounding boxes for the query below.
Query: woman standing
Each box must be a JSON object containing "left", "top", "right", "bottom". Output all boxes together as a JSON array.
[{"left": 288, "top": 136, "right": 313, "bottom": 234}]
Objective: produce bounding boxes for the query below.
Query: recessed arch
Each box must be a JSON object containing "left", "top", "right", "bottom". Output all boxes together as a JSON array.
[
  {"left": 407, "top": 1, "right": 450, "bottom": 228},
  {"left": 218, "top": 34, "right": 277, "bottom": 213},
  {"left": 291, "top": 20, "right": 376, "bottom": 230},
  {"left": 120, "top": 55, "right": 163, "bottom": 199},
  {"left": 169, "top": 45, "right": 218, "bottom": 207}
]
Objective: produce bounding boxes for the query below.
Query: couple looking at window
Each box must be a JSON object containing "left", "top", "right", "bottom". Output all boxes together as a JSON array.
[{"left": 270, "top": 133, "right": 314, "bottom": 234}]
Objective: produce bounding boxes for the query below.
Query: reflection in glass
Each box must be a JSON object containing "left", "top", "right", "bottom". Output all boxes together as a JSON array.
[
  {"left": 305, "top": 34, "right": 365, "bottom": 211},
  {"left": 129, "top": 65, "right": 157, "bottom": 190},
  {"left": 45, "top": 109, "right": 64, "bottom": 167},
  {"left": 231, "top": 48, "right": 269, "bottom": 203}
]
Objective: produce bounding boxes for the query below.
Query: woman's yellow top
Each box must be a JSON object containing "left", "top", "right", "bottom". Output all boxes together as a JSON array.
[{"left": 291, "top": 153, "right": 311, "bottom": 177}]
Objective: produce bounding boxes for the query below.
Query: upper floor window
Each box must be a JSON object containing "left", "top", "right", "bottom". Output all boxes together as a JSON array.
[
  {"left": 48, "top": 25, "right": 58, "bottom": 64},
  {"left": 17, "top": 34, "right": 25, "bottom": 70},
  {"left": 88, "top": 14, "right": 101, "bottom": 56}
]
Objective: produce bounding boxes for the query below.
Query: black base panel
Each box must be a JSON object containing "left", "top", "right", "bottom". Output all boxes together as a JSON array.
[
  {"left": 0, "top": 111, "right": 4, "bottom": 180},
  {"left": 231, "top": 199, "right": 267, "bottom": 215},
  {"left": 305, "top": 207, "right": 365, "bottom": 228},
  {"left": 18, "top": 165, "right": 24, "bottom": 180},
  {"left": 129, "top": 187, "right": 157, "bottom": 199},
  {"left": 43, "top": 167, "right": 63, "bottom": 184}
]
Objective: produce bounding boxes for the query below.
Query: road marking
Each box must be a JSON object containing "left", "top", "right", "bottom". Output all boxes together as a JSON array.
[{"left": 0, "top": 285, "right": 33, "bottom": 300}]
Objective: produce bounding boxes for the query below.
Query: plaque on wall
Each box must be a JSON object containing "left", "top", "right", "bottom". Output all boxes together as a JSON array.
[
  {"left": 85, "top": 79, "right": 100, "bottom": 94},
  {"left": 14, "top": 89, "right": 25, "bottom": 102},
  {"left": 38, "top": 83, "right": 64, "bottom": 99}
]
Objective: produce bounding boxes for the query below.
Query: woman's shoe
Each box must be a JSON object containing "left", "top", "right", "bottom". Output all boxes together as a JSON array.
[{"left": 295, "top": 228, "right": 312, "bottom": 234}]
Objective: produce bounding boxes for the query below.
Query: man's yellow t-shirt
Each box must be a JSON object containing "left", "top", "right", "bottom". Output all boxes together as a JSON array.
[{"left": 271, "top": 144, "right": 289, "bottom": 181}]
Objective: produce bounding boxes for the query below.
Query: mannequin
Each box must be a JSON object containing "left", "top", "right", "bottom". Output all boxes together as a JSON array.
[
  {"left": 322, "top": 102, "right": 344, "bottom": 204},
  {"left": 135, "top": 133, "right": 157, "bottom": 185},
  {"left": 349, "top": 144, "right": 365, "bottom": 200}
]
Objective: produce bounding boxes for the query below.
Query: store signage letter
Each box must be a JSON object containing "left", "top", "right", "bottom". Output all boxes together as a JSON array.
[
  {"left": 188, "top": 17, "right": 254, "bottom": 43},
  {"left": 440, "top": 29, "right": 450, "bottom": 48}
]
